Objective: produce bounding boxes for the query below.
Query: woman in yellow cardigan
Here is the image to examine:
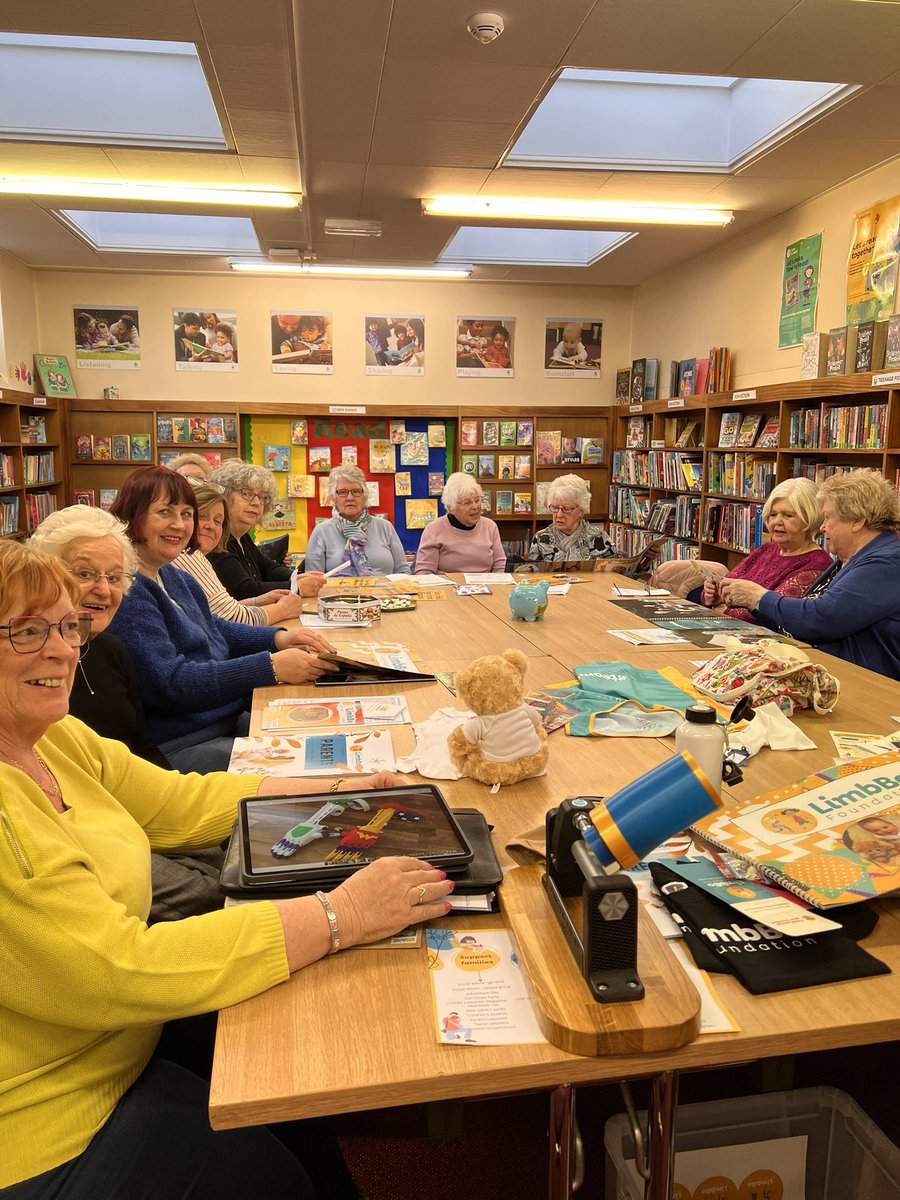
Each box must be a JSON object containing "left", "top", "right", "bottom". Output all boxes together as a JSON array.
[{"left": 0, "top": 540, "right": 452, "bottom": 1199}]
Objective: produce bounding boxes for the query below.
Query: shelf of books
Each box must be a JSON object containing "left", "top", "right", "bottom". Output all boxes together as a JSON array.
[
  {"left": 68, "top": 401, "right": 240, "bottom": 511},
  {"left": 613, "top": 373, "right": 900, "bottom": 568},
  {"left": 0, "top": 388, "right": 63, "bottom": 538},
  {"left": 458, "top": 406, "right": 610, "bottom": 559}
]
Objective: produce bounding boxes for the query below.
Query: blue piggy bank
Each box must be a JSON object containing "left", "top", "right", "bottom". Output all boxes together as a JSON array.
[{"left": 508, "top": 578, "right": 550, "bottom": 622}]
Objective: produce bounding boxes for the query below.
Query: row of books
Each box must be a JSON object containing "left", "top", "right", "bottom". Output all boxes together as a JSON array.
[
  {"left": 20, "top": 415, "right": 47, "bottom": 445},
  {"left": 73, "top": 488, "right": 118, "bottom": 511},
  {"left": 534, "top": 432, "right": 606, "bottom": 465},
  {"left": 625, "top": 414, "right": 703, "bottom": 451},
  {"left": 23, "top": 451, "right": 55, "bottom": 484},
  {"left": 672, "top": 494, "right": 701, "bottom": 539},
  {"left": 706, "top": 452, "right": 776, "bottom": 500},
  {"left": 500, "top": 537, "right": 529, "bottom": 558},
  {"left": 25, "top": 491, "right": 57, "bottom": 530},
  {"left": 703, "top": 499, "right": 765, "bottom": 553},
  {"left": 800, "top": 315, "right": 900, "bottom": 380},
  {"left": 716, "top": 411, "right": 779, "bottom": 449},
  {"left": 0, "top": 452, "right": 14, "bottom": 488},
  {"left": 792, "top": 459, "right": 858, "bottom": 485},
  {"left": 651, "top": 451, "right": 703, "bottom": 493},
  {"left": 789, "top": 402, "right": 886, "bottom": 450},
  {"left": 157, "top": 415, "right": 238, "bottom": 445},
  {"left": 479, "top": 489, "right": 534, "bottom": 516},
  {"left": 75, "top": 434, "right": 152, "bottom": 463},
  {"left": 460, "top": 418, "right": 533, "bottom": 448},
  {"left": 461, "top": 452, "right": 531, "bottom": 481},
  {"left": 609, "top": 485, "right": 651, "bottom": 526},
  {"left": 609, "top": 523, "right": 699, "bottom": 562},
  {"left": 0, "top": 495, "right": 19, "bottom": 534},
  {"left": 624, "top": 415, "right": 653, "bottom": 448}
]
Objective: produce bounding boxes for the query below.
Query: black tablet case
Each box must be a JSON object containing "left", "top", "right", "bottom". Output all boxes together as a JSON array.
[{"left": 220, "top": 808, "right": 502, "bottom": 903}]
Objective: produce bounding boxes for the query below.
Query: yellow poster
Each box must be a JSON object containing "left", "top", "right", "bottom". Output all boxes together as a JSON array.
[{"left": 846, "top": 193, "right": 900, "bottom": 323}]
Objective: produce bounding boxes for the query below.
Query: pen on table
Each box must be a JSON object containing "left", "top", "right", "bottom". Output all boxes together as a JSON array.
[{"left": 322, "top": 561, "right": 351, "bottom": 580}]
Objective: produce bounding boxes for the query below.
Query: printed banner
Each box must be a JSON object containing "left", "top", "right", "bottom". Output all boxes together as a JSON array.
[
  {"left": 544, "top": 318, "right": 602, "bottom": 377},
  {"left": 778, "top": 234, "right": 822, "bottom": 348},
  {"left": 846, "top": 194, "right": 900, "bottom": 324},
  {"left": 74, "top": 306, "right": 141, "bottom": 369}
]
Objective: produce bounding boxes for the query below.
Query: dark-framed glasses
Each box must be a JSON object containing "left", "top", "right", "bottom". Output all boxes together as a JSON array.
[
  {"left": 70, "top": 567, "right": 136, "bottom": 592},
  {"left": 334, "top": 488, "right": 366, "bottom": 498},
  {"left": 238, "top": 488, "right": 267, "bottom": 504},
  {"left": 0, "top": 612, "right": 93, "bottom": 654},
  {"left": 548, "top": 504, "right": 578, "bottom": 515}
]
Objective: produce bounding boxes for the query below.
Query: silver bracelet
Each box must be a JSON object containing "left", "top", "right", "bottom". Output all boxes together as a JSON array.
[{"left": 314, "top": 890, "right": 341, "bottom": 954}]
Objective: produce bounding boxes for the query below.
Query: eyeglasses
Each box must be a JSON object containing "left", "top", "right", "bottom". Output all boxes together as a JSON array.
[
  {"left": 238, "top": 489, "right": 268, "bottom": 504},
  {"left": 335, "top": 488, "right": 366, "bottom": 498},
  {"left": 548, "top": 505, "right": 578, "bottom": 515},
  {"left": 0, "top": 612, "right": 93, "bottom": 654},
  {"left": 70, "top": 567, "right": 136, "bottom": 592}
]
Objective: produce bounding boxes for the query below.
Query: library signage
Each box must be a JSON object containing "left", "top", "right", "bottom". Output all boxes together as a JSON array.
[
  {"left": 733, "top": 390, "right": 757, "bottom": 401},
  {"left": 872, "top": 371, "right": 900, "bottom": 387},
  {"left": 667, "top": 398, "right": 685, "bottom": 409}
]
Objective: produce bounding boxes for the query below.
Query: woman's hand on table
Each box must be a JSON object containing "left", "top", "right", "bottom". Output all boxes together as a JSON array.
[
  {"left": 265, "top": 592, "right": 305, "bottom": 622},
  {"left": 271, "top": 647, "right": 338, "bottom": 683},
  {"left": 330, "top": 857, "right": 454, "bottom": 947},
  {"left": 297, "top": 572, "right": 325, "bottom": 597},
  {"left": 718, "top": 578, "right": 768, "bottom": 610},
  {"left": 254, "top": 588, "right": 292, "bottom": 606},
  {"left": 273, "top": 627, "right": 335, "bottom": 654}
]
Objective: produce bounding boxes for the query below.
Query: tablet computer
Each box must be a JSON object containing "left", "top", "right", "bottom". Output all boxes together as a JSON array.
[{"left": 236, "top": 784, "right": 473, "bottom": 888}]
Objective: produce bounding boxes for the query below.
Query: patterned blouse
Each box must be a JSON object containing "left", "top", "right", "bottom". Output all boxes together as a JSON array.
[{"left": 527, "top": 519, "right": 619, "bottom": 563}]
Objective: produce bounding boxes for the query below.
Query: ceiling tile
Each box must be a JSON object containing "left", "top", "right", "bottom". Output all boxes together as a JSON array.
[
  {"left": 377, "top": 57, "right": 550, "bottom": 124},
  {"left": 370, "top": 118, "right": 512, "bottom": 168}
]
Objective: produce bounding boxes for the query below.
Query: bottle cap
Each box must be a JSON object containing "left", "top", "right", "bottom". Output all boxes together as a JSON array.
[{"left": 684, "top": 703, "right": 717, "bottom": 724}]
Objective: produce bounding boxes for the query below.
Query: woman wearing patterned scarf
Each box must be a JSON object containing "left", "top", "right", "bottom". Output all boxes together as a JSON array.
[{"left": 305, "top": 464, "right": 410, "bottom": 576}]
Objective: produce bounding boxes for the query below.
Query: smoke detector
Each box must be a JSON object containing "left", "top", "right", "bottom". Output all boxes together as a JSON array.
[{"left": 467, "top": 12, "right": 505, "bottom": 43}]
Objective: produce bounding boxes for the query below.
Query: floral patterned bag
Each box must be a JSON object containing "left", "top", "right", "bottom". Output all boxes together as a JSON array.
[{"left": 691, "top": 640, "right": 840, "bottom": 716}]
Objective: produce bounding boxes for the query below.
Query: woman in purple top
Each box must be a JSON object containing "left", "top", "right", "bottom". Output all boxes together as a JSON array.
[
  {"left": 696, "top": 478, "right": 832, "bottom": 622},
  {"left": 415, "top": 473, "right": 506, "bottom": 575}
]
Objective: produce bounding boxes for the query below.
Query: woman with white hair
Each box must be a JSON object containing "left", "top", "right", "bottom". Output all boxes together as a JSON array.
[
  {"left": 167, "top": 452, "right": 211, "bottom": 482},
  {"left": 305, "top": 463, "right": 410, "bottom": 576},
  {"left": 415, "top": 472, "right": 505, "bottom": 574},
  {"left": 527, "top": 473, "right": 620, "bottom": 562},
  {"left": 207, "top": 459, "right": 324, "bottom": 599}
]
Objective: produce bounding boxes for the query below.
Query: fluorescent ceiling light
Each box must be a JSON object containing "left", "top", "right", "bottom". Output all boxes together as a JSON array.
[
  {"left": 0, "top": 177, "right": 297, "bottom": 208},
  {"left": 229, "top": 259, "right": 471, "bottom": 279},
  {"left": 424, "top": 196, "right": 733, "bottom": 227},
  {"left": 324, "top": 218, "right": 382, "bottom": 237}
]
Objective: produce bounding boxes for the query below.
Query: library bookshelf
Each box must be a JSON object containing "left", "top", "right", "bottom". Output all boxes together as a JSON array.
[
  {"left": 610, "top": 373, "right": 900, "bottom": 567},
  {"left": 0, "top": 387, "right": 64, "bottom": 539}
]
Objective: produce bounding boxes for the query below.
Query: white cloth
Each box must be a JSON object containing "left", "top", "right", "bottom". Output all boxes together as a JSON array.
[
  {"left": 460, "top": 705, "right": 543, "bottom": 763},
  {"left": 727, "top": 701, "right": 816, "bottom": 758},
  {"left": 395, "top": 708, "right": 473, "bottom": 779}
]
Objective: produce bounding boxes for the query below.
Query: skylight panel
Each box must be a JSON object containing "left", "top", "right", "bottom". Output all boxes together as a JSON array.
[
  {"left": 57, "top": 211, "right": 260, "bottom": 255},
  {"left": 439, "top": 226, "right": 635, "bottom": 268},
  {"left": 0, "top": 34, "right": 226, "bottom": 150},
  {"left": 506, "top": 69, "right": 858, "bottom": 173}
]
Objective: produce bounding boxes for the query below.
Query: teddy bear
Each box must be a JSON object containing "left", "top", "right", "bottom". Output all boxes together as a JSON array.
[{"left": 447, "top": 649, "right": 549, "bottom": 786}]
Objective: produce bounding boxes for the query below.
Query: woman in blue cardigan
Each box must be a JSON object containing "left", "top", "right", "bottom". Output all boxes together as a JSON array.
[
  {"left": 110, "top": 468, "right": 336, "bottom": 771},
  {"left": 720, "top": 470, "right": 900, "bottom": 680}
]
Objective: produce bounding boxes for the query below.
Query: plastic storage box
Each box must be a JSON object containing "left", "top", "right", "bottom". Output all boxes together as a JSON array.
[{"left": 605, "top": 1087, "right": 900, "bottom": 1200}]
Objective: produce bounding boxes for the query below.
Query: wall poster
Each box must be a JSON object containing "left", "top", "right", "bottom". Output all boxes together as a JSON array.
[{"left": 778, "top": 233, "right": 822, "bottom": 348}]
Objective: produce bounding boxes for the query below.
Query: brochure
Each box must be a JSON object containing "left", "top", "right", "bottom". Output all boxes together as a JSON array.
[
  {"left": 227, "top": 730, "right": 396, "bottom": 777},
  {"left": 691, "top": 753, "right": 900, "bottom": 907},
  {"left": 260, "top": 695, "right": 412, "bottom": 732}
]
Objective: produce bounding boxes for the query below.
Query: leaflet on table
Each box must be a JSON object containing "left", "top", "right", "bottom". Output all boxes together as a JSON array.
[
  {"left": 455, "top": 584, "right": 491, "bottom": 596},
  {"left": 611, "top": 586, "right": 670, "bottom": 597},
  {"left": 608, "top": 627, "right": 690, "bottom": 646},
  {"left": 546, "top": 582, "right": 571, "bottom": 595},
  {"left": 426, "top": 928, "right": 546, "bottom": 1046},
  {"left": 260, "top": 695, "right": 411, "bottom": 732},
  {"left": 227, "top": 729, "right": 396, "bottom": 776},
  {"left": 463, "top": 572, "right": 517, "bottom": 585},
  {"left": 691, "top": 753, "right": 900, "bottom": 907},
  {"left": 323, "top": 640, "right": 429, "bottom": 674},
  {"left": 830, "top": 729, "right": 900, "bottom": 761},
  {"left": 664, "top": 858, "right": 842, "bottom": 935},
  {"left": 391, "top": 572, "right": 453, "bottom": 587}
]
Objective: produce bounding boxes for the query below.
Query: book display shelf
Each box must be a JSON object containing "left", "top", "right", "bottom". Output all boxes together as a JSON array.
[
  {"left": 611, "top": 373, "right": 900, "bottom": 568},
  {"left": 0, "top": 387, "right": 64, "bottom": 538},
  {"left": 457, "top": 406, "right": 611, "bottom": 560},
  {"left": 68, "top": 400, "right": 240, "bottom": 511}
]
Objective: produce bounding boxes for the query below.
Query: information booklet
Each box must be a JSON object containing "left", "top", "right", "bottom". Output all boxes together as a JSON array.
[
  {"left": 314, "top": 640, "right": 436, "bottom": 686},
  {"left": 227, "top": 729, "right": 396, "bottom": 777},
  {"left": 260, "top": 695, "right": 412, "bottom": 732},
  {"left": 691, "top": 753, "right": 900, "bottom": 908}
]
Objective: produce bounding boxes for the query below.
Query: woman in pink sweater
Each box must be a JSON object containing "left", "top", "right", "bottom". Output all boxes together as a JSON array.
[{"left": 415, "top": 472, "right": 506, "bottom": 575}]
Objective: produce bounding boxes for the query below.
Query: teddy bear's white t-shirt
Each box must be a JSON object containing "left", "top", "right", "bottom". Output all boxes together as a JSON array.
[{"left": 461, "top": 705, "right": 543, "bottom": 762}]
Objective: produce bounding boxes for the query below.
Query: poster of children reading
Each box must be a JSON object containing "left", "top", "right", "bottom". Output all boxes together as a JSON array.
[
  {"left": 73, "top": 306, "right": 142, "bottom": 370},
  {"left": 173, "top": 308, "right": 239, "bottom": 372},
  {"left": 364, "top": 315, "right": 425, "bottom": 375},
  {"left": 271, "top": 312, "right": 333, "bottom": 374},
  {"left": 544, "top": 318, "right": 602, "bottom": 378},
  {"left": 456, "top": 316, "right": 515, "bottom": 377}
]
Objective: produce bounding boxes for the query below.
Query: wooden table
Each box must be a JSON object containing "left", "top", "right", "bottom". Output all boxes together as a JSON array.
[{"left": 211, "top": 573, "right": 900, "bottom": 1199}]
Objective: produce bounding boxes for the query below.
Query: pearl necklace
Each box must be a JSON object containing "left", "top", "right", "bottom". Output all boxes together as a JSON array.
[{"left": 1, "top": 750, "right": 61, "bottom": 801}]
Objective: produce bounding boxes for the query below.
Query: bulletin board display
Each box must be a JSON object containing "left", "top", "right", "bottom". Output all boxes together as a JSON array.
[{"left": 246, "top": 414, "right": 455, "bottom": 555}]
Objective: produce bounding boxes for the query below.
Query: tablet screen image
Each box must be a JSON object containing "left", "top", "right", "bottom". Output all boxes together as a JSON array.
[{"left": 238, "top": 786, "right": 472, "bottom": 879}]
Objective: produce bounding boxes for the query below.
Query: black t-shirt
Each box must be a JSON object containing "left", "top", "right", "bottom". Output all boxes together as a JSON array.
[
  {"left": 208, "top": 534, "right": 291, "bottom": 600},
  {"left": 69, "top": 631, "right": 170, "bottom": 768}
]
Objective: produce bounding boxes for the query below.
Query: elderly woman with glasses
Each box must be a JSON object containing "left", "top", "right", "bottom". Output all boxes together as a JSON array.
[
  {"left": 305, "top": 463, "right": 411, "bottom": 576},
  {"left": 0, "top": 536, "right": 451, "bottom": 1199},
  {"left": 207, "top": 459, "right": 324, "bottom": 599},
  {"left": 527, "top": 473, "right": 621, "bottom": 563},
  {"left": 174, "top": 481, "right": 304, "bottom": 626},
  {"left": 414, "top": 472, "right": 506, "bottom": 574},
  {"left": 167, "top": 451, "right": 212, "bottom": 482},
  {"left": 107, "top": 467, "right": 338, "bottom": 774}
]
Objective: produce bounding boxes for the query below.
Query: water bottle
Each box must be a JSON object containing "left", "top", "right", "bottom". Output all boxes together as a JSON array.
[{"left": 675, "top": 704, "right": 724, "bottom": 796}]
